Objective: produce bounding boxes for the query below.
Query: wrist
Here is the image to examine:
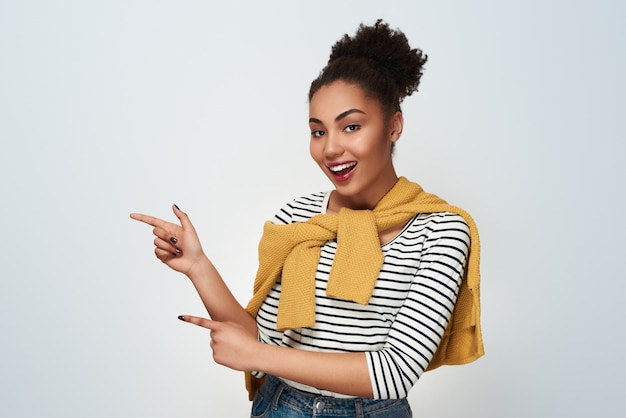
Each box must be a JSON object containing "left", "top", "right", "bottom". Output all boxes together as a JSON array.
[
  {"left": 253, "top": 341, "right": 274, "bottom": 374},
  {"left": 186, "top": 256, "right": 214, "bottom": 283}
]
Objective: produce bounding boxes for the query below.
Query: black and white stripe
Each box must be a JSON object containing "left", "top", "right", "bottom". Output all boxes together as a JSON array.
[{"left": 254, "top": 192, "right": 470, "bottom": 399}]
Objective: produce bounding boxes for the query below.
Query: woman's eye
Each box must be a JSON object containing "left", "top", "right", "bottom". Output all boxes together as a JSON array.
[
  {"left": 311, "top": 130, "right": 325, "bottom": 137},
  {"left": 344, "top": 124, "right": 360, "bottom": 132}
]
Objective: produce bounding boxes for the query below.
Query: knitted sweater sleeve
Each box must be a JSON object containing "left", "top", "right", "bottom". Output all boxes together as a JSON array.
[{"left": 366, "top": 214, "right": 471, "bottom": 399}]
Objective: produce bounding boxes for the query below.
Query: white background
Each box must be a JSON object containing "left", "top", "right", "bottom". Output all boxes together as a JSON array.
[{"left": 1, "top": 1, "right": 624, "bottom": 417}]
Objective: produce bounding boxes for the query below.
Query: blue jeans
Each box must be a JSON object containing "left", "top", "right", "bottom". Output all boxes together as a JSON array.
[{"left": 250, "top": 375, "right": 412, "bottom": 418}]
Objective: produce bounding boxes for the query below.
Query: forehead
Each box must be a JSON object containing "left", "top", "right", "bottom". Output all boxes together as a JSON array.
[{"left": 309, "top": 81, "right": 381, "bottom": 118}]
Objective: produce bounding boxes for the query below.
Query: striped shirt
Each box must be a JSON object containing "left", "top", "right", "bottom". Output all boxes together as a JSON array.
[{"left": 254, "top": 191, "right": 470, "bottom": 399}]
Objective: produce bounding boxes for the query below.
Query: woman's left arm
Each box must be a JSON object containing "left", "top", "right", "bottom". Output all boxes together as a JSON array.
[
  {"left": 178, "top": 315, "right": 373, "bottom": 397},
  {"left": 179, "top": 213, "right": 471, "bottom": 398}
]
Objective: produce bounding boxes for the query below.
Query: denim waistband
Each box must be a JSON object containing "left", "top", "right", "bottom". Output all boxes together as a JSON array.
[{"left": 258, "top": 374, "right": 410, "bottom": 417}]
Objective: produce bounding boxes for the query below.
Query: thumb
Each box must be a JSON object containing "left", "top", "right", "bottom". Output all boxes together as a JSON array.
[
  {"left": 178, "top": 315, "right": 219, "bottom": 331},
  {"left": 172, "top": 204, "right": 195, "bottom": 230}
]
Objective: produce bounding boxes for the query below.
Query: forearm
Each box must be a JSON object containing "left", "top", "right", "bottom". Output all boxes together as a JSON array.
[
  {"left": 187, "top": 258, "right": 257, "bottom": 335},
  {"left": 255, "top": 344, "right": 373, "bottom": 398}
]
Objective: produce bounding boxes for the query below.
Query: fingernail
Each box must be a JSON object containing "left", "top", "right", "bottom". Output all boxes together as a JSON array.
[
  {"left": 174, "top": 204, "right": 180, "bottom": 210},
  {"left": 175, "top": 248, "right": 182, "bottom": 254},
  {"left": 177, "top": 315, "right": 186, "bottom": 321},
  {"left": 170, "top": 237, "right": 177, "bottom": 244}
]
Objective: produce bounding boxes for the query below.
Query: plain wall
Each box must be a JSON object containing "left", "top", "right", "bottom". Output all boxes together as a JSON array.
[{"left": 1, "top": 1, "right": 624, "bottom": 416}]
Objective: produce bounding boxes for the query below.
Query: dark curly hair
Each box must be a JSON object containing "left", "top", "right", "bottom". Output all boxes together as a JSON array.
[{"left": 308, "top": 19, "right": 428, "bottom": 118}]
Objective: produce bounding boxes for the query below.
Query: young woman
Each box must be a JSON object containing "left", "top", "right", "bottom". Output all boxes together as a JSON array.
[{"left": 131, "top": 20, "right": 482, "bottom": 418}]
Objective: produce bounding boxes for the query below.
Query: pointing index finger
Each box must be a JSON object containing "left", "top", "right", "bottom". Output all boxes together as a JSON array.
[
  {"left": 129, "top": 212, "right": 170, "bottom": 229},
  {"left": 178, "top": 315, "right": 218, "bottom": 330}
]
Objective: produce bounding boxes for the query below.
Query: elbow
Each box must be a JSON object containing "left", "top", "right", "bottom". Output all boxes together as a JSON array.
[{"left": 367, "top": 352, "right": 422, "bottom": 399}]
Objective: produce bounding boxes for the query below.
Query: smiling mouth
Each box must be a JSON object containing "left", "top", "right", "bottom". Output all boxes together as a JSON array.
[{"left": 328, "top": 161, "right": 357, "bottom": 176}]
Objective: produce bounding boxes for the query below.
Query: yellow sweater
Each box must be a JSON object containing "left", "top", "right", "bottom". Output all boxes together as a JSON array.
[{"left": 245, "top": 177, "right": 483, "bottom": 399}]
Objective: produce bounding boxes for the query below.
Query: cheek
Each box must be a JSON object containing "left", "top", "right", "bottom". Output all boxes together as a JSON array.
[
  {"left": 352, "top": 137, "right": 390, "bottom": 160},
  {"left": 309, "top": 140, "right": 322, "bottom": 163}
]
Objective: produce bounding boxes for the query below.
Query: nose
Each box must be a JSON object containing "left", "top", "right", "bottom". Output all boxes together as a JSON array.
[{"left": 324, "top": 131, "right": 344, "bottom": 160}]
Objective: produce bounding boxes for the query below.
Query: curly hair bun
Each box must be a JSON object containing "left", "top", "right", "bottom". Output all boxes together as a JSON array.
[
  {"left": 309, "top": 19, "right": 427, "bottom": 114},
  {"left": 328, "top": 19, "right": 427, "bottom": 99}
]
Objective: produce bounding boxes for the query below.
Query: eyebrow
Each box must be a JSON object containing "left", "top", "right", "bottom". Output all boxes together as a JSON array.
[{"left": 309, "top": 108, "right": 366, "bottom": 125}]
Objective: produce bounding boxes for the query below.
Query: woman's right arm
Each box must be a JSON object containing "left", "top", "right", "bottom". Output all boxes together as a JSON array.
[{"left": 130, "top": 205, "right": 257, "bottom": 336}]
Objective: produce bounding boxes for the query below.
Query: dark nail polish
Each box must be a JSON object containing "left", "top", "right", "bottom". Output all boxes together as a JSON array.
[
  {"left": 175, "top": 248, "right": 182, "bottom": 254},
  {"left": 170, "top": 237, "right": 177, "bottom": 244},
  {"left": 177, "top": 315, "right": 185, "bottom": 321},
  {"left": 174, "top": 204, "right": 180, "bottom": 210}
]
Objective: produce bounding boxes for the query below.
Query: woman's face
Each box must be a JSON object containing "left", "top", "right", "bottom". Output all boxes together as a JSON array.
[{"left": 309, "top": 80, "right": 403, "bottom": 211}]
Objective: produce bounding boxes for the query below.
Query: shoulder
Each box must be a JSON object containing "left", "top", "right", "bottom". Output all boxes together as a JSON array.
[
  {"left": 271, "top": 191, "right": 329, "bottom": 225},
  {"left": 415, "top": 211, "right": 469, "bottom": 229},
  {"left": 408, "top": 212, "right": 471, "bottom": 246}
]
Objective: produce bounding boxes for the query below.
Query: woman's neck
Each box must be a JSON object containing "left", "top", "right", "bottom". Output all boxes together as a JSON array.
[{"left": 327, "top": 174, "right": 399, "bottom": 213}]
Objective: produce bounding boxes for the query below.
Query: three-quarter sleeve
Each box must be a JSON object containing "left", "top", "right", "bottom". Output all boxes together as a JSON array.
[{"left": 366, "top": 214, "right": 470, "bottom": 399}]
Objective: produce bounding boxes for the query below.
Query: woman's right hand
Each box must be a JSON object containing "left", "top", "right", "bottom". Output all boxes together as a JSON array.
[{"left": 130, "top": 205, "right": 207, "bottom": 277}]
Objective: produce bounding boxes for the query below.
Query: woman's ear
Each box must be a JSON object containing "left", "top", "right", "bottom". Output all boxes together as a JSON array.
[{"left": 389, "top": 111, "right": 404, "bottom": 142}]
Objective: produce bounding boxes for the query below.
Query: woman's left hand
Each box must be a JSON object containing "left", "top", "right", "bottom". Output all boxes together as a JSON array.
[{"left": 178, "top": 315, "right": 261, "bottom": 372}]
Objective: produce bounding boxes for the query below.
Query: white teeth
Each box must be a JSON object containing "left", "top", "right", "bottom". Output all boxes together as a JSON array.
[{"left": 329, "top": 162, "right": 356, "bottom": 172}]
